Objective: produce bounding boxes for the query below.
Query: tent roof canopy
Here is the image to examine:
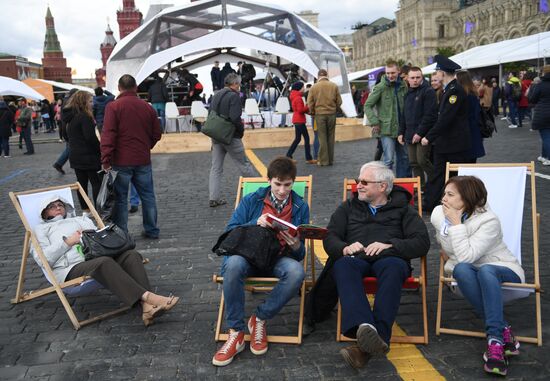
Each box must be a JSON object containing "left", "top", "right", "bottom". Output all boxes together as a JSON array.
[
  {"left": 106, "top": 0, "right": 353, "bottom": 116},
  {"left": 0, "top": 76, "right": 44, "bottom": 100},
  {"left": 422, "top": 31, "right": 550, "bottom": 73}
]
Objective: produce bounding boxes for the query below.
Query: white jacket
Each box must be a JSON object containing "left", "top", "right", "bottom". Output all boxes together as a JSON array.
[
  {"left": 32, "top": 196, "right": 96, "bottom": 283},
  {"left": 430, "top": 205, "right": 525, "bottom": 282}
]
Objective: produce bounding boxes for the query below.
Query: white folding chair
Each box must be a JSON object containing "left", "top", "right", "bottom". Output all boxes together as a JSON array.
[
  {"left": 191, "top": 101, "right": 208, "bottom": 124},
  {"left": 244, "top": 98, "right": 262, "bottom": 129},
  {"left": 436, "top": 163, "right": 542, "bottom": 346},
  {"left": 165, "top": 102, "right": 185, "bottom": 133},
  {"left": 10, "top": 183, "right": 130, "bottom": 330}
]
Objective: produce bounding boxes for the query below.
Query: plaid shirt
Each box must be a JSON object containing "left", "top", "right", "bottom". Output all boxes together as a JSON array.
[{"left": 270, "top": 191, "right": 290, "bottom": 214}]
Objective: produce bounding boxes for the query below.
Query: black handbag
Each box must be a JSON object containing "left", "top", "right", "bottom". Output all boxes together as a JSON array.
[
  {"left": 96, "top": 170, "right": 117, "bottom": 222},
  {"left": 81, "top": 224, "right": 136, "bottom": 261},
  {"left": 212, "top": 225, "right": 284, "bottom": 272}
]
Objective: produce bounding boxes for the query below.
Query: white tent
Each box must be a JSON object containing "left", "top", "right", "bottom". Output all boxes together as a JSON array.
[
  {"left": 106, "top": 0, "right": 355, "bottom": 116},
  {"left": 37, "top": 79, "right": 94, "bottom": 94},
  {"left": 422, "top": 31, "right": 550, "bottom": 73},
  {"left": 333, "top": 67, "right": 384, "bottom": 86},
  {"left": 0, "top": 76, "right": 44, "bottom": 100}
]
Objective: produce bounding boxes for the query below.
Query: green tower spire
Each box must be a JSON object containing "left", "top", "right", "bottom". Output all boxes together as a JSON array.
[{"left": 43, "top": 6, "right": 62, "bottom": 53}]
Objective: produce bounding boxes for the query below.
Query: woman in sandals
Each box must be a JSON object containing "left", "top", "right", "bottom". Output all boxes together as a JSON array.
[
  {"left": 431, "top": 176, "right": 524, "bottom": 376},
  {"left": 33, "top": 195, "right": 179, "bottom": 326}
]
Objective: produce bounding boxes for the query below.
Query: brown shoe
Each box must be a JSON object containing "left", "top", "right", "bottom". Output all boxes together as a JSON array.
[
  {"left": 306, "top": 160, "right": 318, "bottom": 164},
  {"left": 340, "top": 344, "right": 371, "bottom": 369}
]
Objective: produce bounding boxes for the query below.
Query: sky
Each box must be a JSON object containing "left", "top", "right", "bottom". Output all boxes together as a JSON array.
[{"left": 0, "top": 0, "right": 399, "bottom": 79}]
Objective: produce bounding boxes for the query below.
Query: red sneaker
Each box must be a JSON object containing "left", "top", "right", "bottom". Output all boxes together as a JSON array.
[
  {"left": 248, "top": 314, "right": 268, "bottom": 355},
  {"left": 212, "top": 329, "right": 245, "bottom": 366}
]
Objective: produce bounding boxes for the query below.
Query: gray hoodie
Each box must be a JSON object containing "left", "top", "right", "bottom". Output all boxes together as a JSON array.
[{"left": 32, "top": 196, "right": 96, "bottom": 283}]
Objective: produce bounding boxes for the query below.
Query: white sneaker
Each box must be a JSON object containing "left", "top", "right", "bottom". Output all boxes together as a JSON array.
[
  {"left": 537, "top": 156, "right": 545, "bottom": 162},
  {"left": 508, "top": 124, "right": 518, "bottom": 129},
  {"left": 543, "top": 159, "right": 550, "bottom": 166},
  {"left": 500, "top": 117, "right": 508, "bottom": 120}
]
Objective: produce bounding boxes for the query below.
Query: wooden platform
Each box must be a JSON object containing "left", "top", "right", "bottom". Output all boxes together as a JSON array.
[{"left": 152, "top": 118, "right": 371, "bottom": 154}]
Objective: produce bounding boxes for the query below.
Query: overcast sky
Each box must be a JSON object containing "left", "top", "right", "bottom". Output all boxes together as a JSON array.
[{"left": 0, "top": 0, "right": 399, "bottom": 78}]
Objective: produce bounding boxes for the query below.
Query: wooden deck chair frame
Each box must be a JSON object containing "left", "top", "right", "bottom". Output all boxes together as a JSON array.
[
  {"left": 9, "top": 182, "right": 130, "bottom": 330},
  {"left": 336, "top": 177, "right": 429, "bottom": 344},
  {"left": 436, "top": 162, "right": 542, "bottom": 346},
  {"left": 213, "top": 175, "right": 314, "bottom": 344}
]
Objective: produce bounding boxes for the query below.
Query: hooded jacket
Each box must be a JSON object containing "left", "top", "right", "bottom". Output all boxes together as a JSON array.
[
  {"left": 0, "top": 101, "right": 14, "bottom": 138},
  {"left": 528, "top": 73, "right": 550, "bottom": 130},
  {"left": 398, "top": 79, "right": 438, "bottom": 143},
  {"left": 66, "top": 110, "right": 101, "bottom": 170},
  {"left": 364, "top": 75, "right": 407, "bottom": 138},
  {"left": 92, "top": 91, "right": 115, "bottom": 124},
  {"left": 305, "top": 186, "right": 430, "bottom": 325},
  {"left": 505, "top": 76, "right": 521, "bottom": 101},
  {"left": 290, "top": 89, "right": 309, "bottom": 124},
  {"left": 32, "top": 196, "right": 96, "bottom": 283}
]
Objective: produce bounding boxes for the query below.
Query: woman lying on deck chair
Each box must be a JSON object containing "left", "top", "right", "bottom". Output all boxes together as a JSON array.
[
  {"left": 431, "top": 176, "right": 524, "bottom": 377},
  {"left": 33, "top": 195, "right": 179, "bottom": 326}
]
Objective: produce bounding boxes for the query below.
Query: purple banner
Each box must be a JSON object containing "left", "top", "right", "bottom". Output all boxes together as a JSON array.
[
  {"left": 465, "top": 21, "right": 475, "bottom": 35},
  {"left": 411, "top": 38, "right": 417, "bottom": 47},
  {"left": 541, "top": 0, "right": 549, "bottom": 13}
]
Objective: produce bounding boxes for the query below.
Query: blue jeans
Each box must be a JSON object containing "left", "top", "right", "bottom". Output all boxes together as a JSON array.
[
  {"left": 0, "top": 137, "right": 9, "bottom": 156},
  {"left": 380, "top": 136, "right": 411, "bottom": 177},
  {"left": 453, "top": 263, "right": 521, "bottom": 342},
  {"left": 54, "top": 143, "right": 69, "bottom": 167},
  {"left": 152, "top": 103, "right": 166, "bottom": 132},
  {"left": 221, "top": 255, "right": 305, "bottom": 332},
  {"left": 112, "top": 165, "right": 159, "bottom": 237},
  {"left": 333, "top": 256, "right": 410, "bottom": 343},
  {"left": 313, "top": 130, "right": 320, "bottom": 160},
  {"left": 508, "top": 100, "right": 518, "bottom": 125},
  {"left": 539, "top": 129, "right": 550, "bottom": 159},
  {"left": 130, "top": 183, "right": 140, "bottom": 207},
  {"left": 286, "top": 123, "right": 312, "bottom": 160}
]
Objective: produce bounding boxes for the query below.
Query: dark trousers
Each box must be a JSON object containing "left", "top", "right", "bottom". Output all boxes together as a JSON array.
[
  {"left": 286, "top": 123, "right": 312, "bottom": 160},
  {"left": 20, "top": 127, "right": 34, "bottom": 153},
  {"left": 66, "top": 250, "right": 150, "bottom": 306},
  {"left": 74, "top": 168, "right": 103, "bottom": 209},
  {"left": 424, "top": 150, "right": 470, "bottom": 212},
  {"left": 0, "top": 137, "right": 9, "bottom": 156},
  {"left": 333, "top": 256, "right": 410, "bottom": 344}
]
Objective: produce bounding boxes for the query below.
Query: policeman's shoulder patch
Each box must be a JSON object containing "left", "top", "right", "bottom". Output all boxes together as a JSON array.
[{"left": 449, "top": 95, "right": 457, "bottom": 104}]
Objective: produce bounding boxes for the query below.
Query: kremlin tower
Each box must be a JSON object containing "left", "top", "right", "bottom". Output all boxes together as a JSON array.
[
  {"left": 117, "top": 0, "right": 143, "bottom": 40},
  {"left": 95, "top": 24, "right": 117, "bottom": 87},
  {"left": 42, "top": 6, "right": 72, "bottom": 83}
]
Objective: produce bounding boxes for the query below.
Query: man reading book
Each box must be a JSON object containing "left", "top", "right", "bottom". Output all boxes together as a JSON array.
[
  {"left": 213, "top": 156, "right": 309, "bottom": 367},
  {"left": 306, "top": 161, "right": 429, "bottom": 369}
]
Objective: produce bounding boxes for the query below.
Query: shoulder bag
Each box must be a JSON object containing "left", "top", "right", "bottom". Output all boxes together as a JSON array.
[{"left": 201, "top": 90, "right": 236, "bottom": 145}]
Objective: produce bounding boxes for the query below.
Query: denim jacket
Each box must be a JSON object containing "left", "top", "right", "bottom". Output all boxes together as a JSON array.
[{"left": 225, "top": 186, "right": 310, "bottom": 261}]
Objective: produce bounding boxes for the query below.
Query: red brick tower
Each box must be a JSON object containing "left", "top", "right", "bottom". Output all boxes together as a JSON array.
[
  {"left": 95, "top": 24, "right": 117, "bottom": 87},
  {"left": 117, "top": 0, "right": 143, "bottom": 40},
  {"left": 42, "top": 6, "right": 72, "bottom": 83}
]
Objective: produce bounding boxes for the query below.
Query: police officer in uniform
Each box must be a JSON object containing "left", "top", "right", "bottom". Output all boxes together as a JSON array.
[{"left": 421, "top": 55, "right": 471, "bottom": 212}]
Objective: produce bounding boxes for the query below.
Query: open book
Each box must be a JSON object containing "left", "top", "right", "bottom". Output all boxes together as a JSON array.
[{"left": 266, "top": 213, "right": 328, "bottom": 240}]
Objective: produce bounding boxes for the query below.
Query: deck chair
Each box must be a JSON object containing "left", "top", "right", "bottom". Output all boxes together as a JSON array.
[
  {"left": 336, "top": 177, "right": 429, "bottom": 344},
  {"left": 213, "top": 175, "right": 314, "bottom": 344},
  {"left": 244, "top": 98, "right": 263, "bottom": 129},
  {"left": 436, "top": 162, "right": 542, "bottom": 346},
  {"left": 9, "top": 183, "right": 130, "bottom": 330}
]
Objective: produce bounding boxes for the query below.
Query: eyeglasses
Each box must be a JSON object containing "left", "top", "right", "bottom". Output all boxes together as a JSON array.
[
  {"left": 46, "top": 201, "right": 65, "bottom": 210},
  {"left": 355, "top": 178, "right": 383, "bottom": 186}
]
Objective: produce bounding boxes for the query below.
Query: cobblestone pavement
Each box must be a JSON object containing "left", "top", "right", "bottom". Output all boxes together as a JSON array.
[{"left": 1, "top": 119, "right": 549, "bottom": 380}]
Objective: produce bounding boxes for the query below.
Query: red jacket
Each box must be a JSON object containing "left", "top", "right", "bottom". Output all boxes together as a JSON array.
[
  {"left": 101, "top": 91, "right": 161, "bottom": 167},
  {"left": 519, "top": 79, "right": 532, "bottom": 108},
  {"left": 290, "top": 90, "right": 309, "bottom": 124}
]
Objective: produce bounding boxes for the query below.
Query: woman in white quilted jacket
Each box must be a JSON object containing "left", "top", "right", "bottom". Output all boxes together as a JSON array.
[{"left": 431, "top": 175, "right": 524, "bottom": 377}]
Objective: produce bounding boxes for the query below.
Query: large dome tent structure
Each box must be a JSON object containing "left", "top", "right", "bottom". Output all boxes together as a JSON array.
[{"left": 106, "top": 0, "right": 356, "bottom": 116}]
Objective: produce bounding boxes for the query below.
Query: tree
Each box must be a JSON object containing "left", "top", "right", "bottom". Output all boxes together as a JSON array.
[{"left": 436, "top": 46, "right": 456, "bottom": 57}]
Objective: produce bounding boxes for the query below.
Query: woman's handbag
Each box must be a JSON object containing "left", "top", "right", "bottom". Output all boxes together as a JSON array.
[
  {"left": 212, "top": 225, "right": 283, "bottom": 271},
  {"left": 81, "top": 224, "right": 135, "bottom": 261},
  {"left": 201, "top": 91, "right": 235, "bottom": 145},
  {"left": 96, "top": 170, "right": 117, "bottom": 222}
]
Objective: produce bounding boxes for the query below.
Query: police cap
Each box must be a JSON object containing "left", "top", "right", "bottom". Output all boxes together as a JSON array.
[{"left": 434, "top": 55, "right": 461, "bottom": 73}]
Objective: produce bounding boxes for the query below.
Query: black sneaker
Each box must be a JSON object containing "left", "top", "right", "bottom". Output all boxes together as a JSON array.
[
  {"left": 483, "top": 340, "right": 508, "bottom": 376},
  {"left": 129, "top": 205, "right": 139, "bottom": 214},
  {"left": 209, "top": 199, "right": 227, "bottom": 208},
  {"left": 141, "top": 231, "right": 159, "bottom": 240},
  {"left": 52, "top": 163, "right": 66, "bottom": 175},
  {"left": 356, "top": 324, "right": 389, "bottom": 356},
  {"left": 503, "top": 326, "right": 520, "bottom": 356}
]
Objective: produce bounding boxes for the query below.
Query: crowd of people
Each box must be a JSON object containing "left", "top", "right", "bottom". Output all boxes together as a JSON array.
[{"left": 11, "top": 56, "right": 549, "bottom": 378}]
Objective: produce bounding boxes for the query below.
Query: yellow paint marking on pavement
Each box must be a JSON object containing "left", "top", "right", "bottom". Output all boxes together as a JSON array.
[
  {"left": 245, "top": 149, "right": 267, "bottom": 177},
  {"left": 245, "top": 150, "right": 444, "bottom": 381}
]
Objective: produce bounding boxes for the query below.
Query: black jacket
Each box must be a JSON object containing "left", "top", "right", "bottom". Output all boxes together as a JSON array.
[
  {"left": 211, "top": 67, "right": 222, "bottom": 91},
  {"left": 93, "top": 91, "right": 115, "bottom": 124},
  {"left": 398, "top": 80, "right": 438, "bottom": 143},
  {"left": 305, "top": 186, "right": 430, "bottom": 326},
  {"left": 424, "top": 79, "right": 471, "bottom": 154},
  {"left": 0, "top": 102, "right": 14, "bottom": 138},
  {"left": 528, "top": 73, "right": 550, "bottom": 131},
  {"left": 209, "top": 87, "right": 244, "bottom": 139},
  {"left": 147, "top": 80, "right": 168, "bottom": 104},
  {"left": 219, "top": 63, "right": 236, "bottom": 86},
  {"left": 66, "top": 112, "right": 101, "bottom": 170}
]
